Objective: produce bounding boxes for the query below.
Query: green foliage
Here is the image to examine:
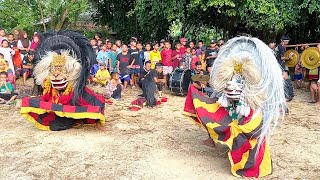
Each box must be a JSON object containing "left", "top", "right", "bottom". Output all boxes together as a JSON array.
[{"left": 0, "top": 0, "right": 38, "bottom": 31}]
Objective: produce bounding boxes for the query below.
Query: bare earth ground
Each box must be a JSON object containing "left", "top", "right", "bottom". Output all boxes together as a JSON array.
[{"left": 0, "top": 82, "right": 319, "bottom": 180}]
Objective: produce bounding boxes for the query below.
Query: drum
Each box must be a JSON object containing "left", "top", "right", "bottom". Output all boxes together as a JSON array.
[{"left": 169, "top": 68, "right": 192, "bottom": 96}]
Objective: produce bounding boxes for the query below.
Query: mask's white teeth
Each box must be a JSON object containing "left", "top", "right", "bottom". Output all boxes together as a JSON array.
[
  {"left": 51, "top": 79, "right": 67, "bottom": 85},
  {"left": 51, "top": 82, "right": 68, "bottom": 89}
]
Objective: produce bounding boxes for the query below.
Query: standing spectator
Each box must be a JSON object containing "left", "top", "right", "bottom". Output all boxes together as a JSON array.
[
  {"left": 196, "top": 40, "right": 206, "bottom": 56},
  {"left": 90, "top": 39, "right": 99, "bottom": 55},
  {"left": 94, "top": 32, "right": 102, "bottom": 41},
  {"left": 106, "top": 41, "right": 112, "bottom": 51},
  {"left": 182, "top": 46, "right": 192, "bottom": 70},
  {"left": 117, "top": 44, "right": 131, "bottom": 90},
  {"left": 0, "top": 29, "right": 6, "bottom": 44},
  {"left": 0, "top": 40, "right": 15, "bottom": 72},
  {"left": 149, "top": 42, "right": 162, "bottom": 69},
  {"left": 92, "top": 44, "right": 109, "bottom": 76},
  {"left": 13, "top": 29, "right": 20, "bottom": 41},
  {"left": 30, "top": 34, "right": 40, "bottom": 51},
  {"left": 144, "top": 43, "right": 151, "bottom": 62},
  {"left": 205, "top": 39, "right": 218, "bottom": 69},
  {"left": 218, "top": 38, "right": 225, "bottom": 48},
  {"left": 115, "top": 40, "right": 122, "bottom": 54},
  {"left": 7, "top": 34, "right": 17, "bottom": 48},
  {"left": 137, "top": 42, "right": 145, "bottom": 73},
  {"left": 160, "top": 40, "right": 172, "bottom": 81},
  {"left": 171, "top": 42, "right": 184, "bottom": 69},
  {"left": 22, "top": 52, "right": 34, "bottom": 85},
  {"left": 97, "top": 39, "right": 103, "bottom": 48},
  {"left": 159, "top": 39, "right": 165, "bottom": 52},
  {"left": 109, "top": 44, "right": 118, "bottom": 72},
  {"left": 189, "top": 41, "right": 195, "bottom": 50},
  {"left": 180, "top": 37, "right": 187, "bottom": 54},
  {"left": 128, "top": 39, "right": 139, "bottom": 87},
  {"left": 17, "top": 31, "right": 31, "bottom": 60},
  {"left": 191, "top": 48, "right": 200, "bottom": 70}
]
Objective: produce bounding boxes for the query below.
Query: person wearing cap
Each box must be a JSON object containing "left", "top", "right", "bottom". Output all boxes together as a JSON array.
[
  {"left": 180, "top": 37, "right": 187, "bottom": 54},
  {"left": 22, "top": 51, "right": 35, "bottom": 85},
  {"left": 205, "top": 39, "right": 218, "bottom": 70},
  {"left": 275, "top": 35, "right": 291, "bottom": 71}
]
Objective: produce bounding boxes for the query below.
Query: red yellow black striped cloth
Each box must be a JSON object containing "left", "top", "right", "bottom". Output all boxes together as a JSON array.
[
  {"left": 183, "top": 85, "right": 272, "bottom": 178},
  {"left": 20, "top": 87, "right": 106, "bottom": 131}
]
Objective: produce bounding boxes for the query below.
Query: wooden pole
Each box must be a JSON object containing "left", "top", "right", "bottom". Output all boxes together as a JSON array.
[{"left": 285, "top": 43, "right": 319, "bottom": 48}]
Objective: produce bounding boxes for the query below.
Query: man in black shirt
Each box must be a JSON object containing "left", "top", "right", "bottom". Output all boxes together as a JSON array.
[
  {"left": 128, "top": 39, "right": 140, "bottom": 87},
  {"left": 205, "top": 39, "right": 218, "bottom": 70},
  {"left": 22, "top": 51, "right": 34, "bottom": 85},
  {"left": 116, "top": 44, "right": 131, "bottom": 90},
  {"left": 139, "top": 61, "right": 158, "bottom": 106},
  {"left": 275, "top": 35, "right": 291, "bottom": 71}
]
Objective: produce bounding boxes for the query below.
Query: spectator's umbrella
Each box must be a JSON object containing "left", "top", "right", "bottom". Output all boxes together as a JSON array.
[{"left": 301, "top": 47, "right": 320, "bottom": 69}]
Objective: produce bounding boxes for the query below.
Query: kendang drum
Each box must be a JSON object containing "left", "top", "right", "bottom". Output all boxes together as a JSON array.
[{"left": 169, "top": 68, "right": 192, "bottom": 96}]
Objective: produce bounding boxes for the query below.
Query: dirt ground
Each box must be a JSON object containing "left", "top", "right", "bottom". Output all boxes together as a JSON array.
[{"left": 0, "top": 84, "right": 319, "bottom": 180}]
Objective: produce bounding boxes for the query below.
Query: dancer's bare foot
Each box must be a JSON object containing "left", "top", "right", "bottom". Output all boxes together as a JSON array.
[
  {"left": 203, "top": 137, "right": 215, "bottom": 147},
  {"left": 96, "top": 122, "right": 106, "bottom": 131},
  {"left": 316, "top": 102, "right": 320, "bottom": 106}
]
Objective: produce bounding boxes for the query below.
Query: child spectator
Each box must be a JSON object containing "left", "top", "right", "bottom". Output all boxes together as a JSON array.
[
  {"left": 189, "top": 41, "right": 195, "bottom": 50},
  {"left": 200, "top": 50, "right": 206, "bottom": 70},
  {"left": 129, "top": 40, "right": 140, "bottom": 88},
  {"left": 0, "top": 40, "right": 15, "bottom": 72},
  {"left": 154, "top": 63, "right": 166, "bottom": 98},
  {"left": 30, "top": 34, "right": 40, "bottom": 51},
  {"left": 137, "top": 42, "right": 145, "bottom": 73},
  {"left": 160, "top": 40, "right": 172, "bottom": 82},
  {"left": 0, "top": 71, "right": 17, "bottom": 105},
  {"left": 196, "top": 40, "right": 206, "bottom": 56},
  {"left": 191, "top": 48, "right": 200, "bottom": 69},
  {"left": 171, "top": 42, "right": 184, "bottom": 69},
  {"left": 22, "top": 52, "right": 35, "bottom": 85},
  {"left": 117, "top": 44, "right": 131, "bottom": 90},
  {"left": 115, "top": 40, "right": 122, "bottom": 54},
  {"left": 149, "top": 42, "right": 161, "bottom": 69},
  {"left": 97, "top": 39, "right": 103, "bottom": 48},
  {"left": 182, "top": 46, "right": 192, "bottom": 70},
  {"left": 105, "top": 72, "right": 123, "bottom": 100},
  {"left": 308, "top": 67, "right": 319, "bottom": 103},
  {"left": 12, "top": 47, "right": 22, "bottom": 77},
  {"left": 180, "top": 37, "right": 187, "bottom": 54},
  {"left": 90, "top": 39, "right": 99, "bottom": 54},
  {"left": 7, "top": 34, "right": 17, "bottom": 48},
  {"left": 109, "top": 44, "right": 118, "bottom": 72},
  {"left": 92, "top": 44, "right": 109, "bottom": 76},
  {"left": 17, "top": 31, "right": 31, "bottom": 60},
  {"left": 93, "top": 63, "right": 111, "bottom": 86},
  {"left": 283, "top": 71, "right": 294, "bottom": 102},
  {"left": 294, "top": 60, "right": 303, "bottom": 89},
  {"left": 144, "top": 43, "right": 151, "bottom": 62}
]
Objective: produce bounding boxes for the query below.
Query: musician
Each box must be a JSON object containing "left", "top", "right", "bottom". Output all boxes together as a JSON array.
[{"left": 275, "top": 35, "right": 291, "bottom": 71}]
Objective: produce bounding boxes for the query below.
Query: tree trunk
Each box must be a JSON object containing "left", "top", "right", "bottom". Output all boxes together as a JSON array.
[
  {"left": 37, "top": 0, "right": 46, "bottom": 32},
  {"left": 54, "top": 0, "right": 77, "bottom": 31}
]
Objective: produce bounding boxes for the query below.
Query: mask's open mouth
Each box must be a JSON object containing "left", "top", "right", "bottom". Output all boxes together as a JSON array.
[{"left": 51, "top": 79, "right": 68, "bottom": 90}]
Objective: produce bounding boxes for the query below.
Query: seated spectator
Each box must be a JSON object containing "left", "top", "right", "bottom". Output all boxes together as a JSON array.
[
  {"left": 192, "top": 61, "right": 203, "bottom": 75},
  {"left": 22, "top": 51, "right": 35, "bottom": 85},
  {"left": 0, "top": 58, "right": 15, "bottom": 89},
  {"left": 93, "top": 63, "right": 111, "bottom": 86},
  {"left": 0, "top": 71, "right": 18, "bottom": 105},
  {"left": 154, "top": 63, "right": 166, "bottom": 98},
  {"left": 7, "top": 34, "right": 17, "bottom": 48},
  {"left": 105, "top": 72, "right": 123, "bottom": 100}
]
